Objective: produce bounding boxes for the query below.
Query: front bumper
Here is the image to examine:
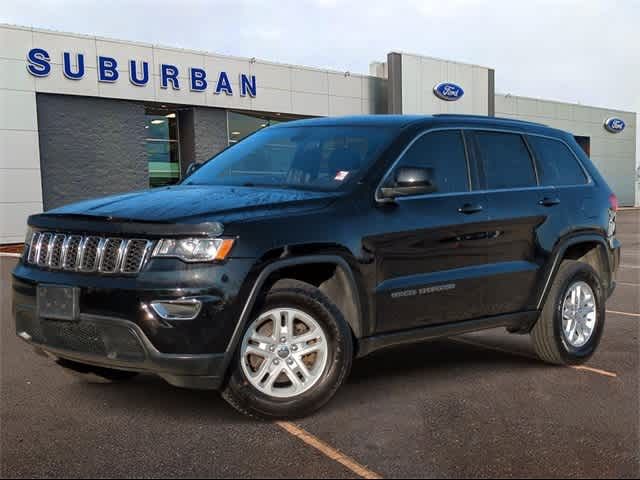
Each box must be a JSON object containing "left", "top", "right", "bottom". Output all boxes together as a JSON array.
[
  {"left": 11, "top": 257, "right": 259, "bottom": 390},
  {"left": 14, "top": 303, "right": 229, "bottom": 390}
]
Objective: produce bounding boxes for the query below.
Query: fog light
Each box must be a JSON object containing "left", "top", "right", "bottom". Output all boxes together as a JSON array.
[{"left": 150, "top": 299, "right": 202, "bottom": 320}]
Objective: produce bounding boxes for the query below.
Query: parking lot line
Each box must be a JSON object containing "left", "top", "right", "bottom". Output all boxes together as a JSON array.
[
  {"left": 451, "top": 338, "right": 618, "bottom": 378},
  {"left": 276, "top": 421, "right": 383, "bottom": 479},
  {"left": 620, "top": 265, "right": 640, "bottom": 269},
  {"left": 572, "top": 365, "right": 618, "bottom": 377},
  {"left": 607, "top": 310, "right": 640, "bottom": 318},
  {"left": 616, "top": 282, "right": 639, "bottom": 287}
]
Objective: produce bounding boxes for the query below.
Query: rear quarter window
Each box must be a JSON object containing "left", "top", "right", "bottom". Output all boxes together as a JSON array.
[{"left": 527, "top": 135, "right": 588, "bottom": 186}]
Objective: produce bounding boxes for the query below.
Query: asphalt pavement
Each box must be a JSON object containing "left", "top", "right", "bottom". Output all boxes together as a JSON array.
[{"left": 1, "top": 210, "right": 638, "bottom": 478}]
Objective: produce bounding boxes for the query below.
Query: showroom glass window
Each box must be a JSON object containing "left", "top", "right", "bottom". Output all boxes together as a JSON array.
[
  {"left": 227, "top": 111, "right": 297, "bottom": 144},
  {"left": 394, "top": 130, "right": 470, "bottom": 193},
  {"left": 471, "top": 131, "right": 537, "bottom": 190},
  {"left": 146, "top": 109, "right": 181, "bottom": 187}
]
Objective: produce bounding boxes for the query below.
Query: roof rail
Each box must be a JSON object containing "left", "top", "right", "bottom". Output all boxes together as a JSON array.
[{"left": 432, "top": 113, "right": 548, "bottom": 128}]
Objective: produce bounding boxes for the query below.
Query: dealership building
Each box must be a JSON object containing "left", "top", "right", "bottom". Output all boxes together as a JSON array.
[{"left": 0, "top": 23, "right": 637, "bottom": 244}]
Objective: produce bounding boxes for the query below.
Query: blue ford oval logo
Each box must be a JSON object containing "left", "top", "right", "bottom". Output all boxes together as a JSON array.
[
  {"left": 604, "top": 117, "right": 625, "bottom": 133},
  {"left": 434, "top": 82, "right": 464, "bottom": 101}
]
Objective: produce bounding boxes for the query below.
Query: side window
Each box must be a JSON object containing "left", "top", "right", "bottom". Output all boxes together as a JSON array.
[
  {"left": 394, "top": 130, "right": 469, "bottom": 194},
  {"left": 471, "top": 131, "right": 537, "bottom": 190},
  {"left": 527, "top": 136, "right": 588, "bottom": 186}
]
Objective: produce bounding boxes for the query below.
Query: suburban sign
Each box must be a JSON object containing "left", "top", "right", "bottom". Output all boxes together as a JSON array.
[
  {"left": 433, "top": 82, "right": 464, "bottom": 101},
  {"left": 26, "top": 48, "right": 257, "bottom": 97},
  {"left": 604, "top": 117, "right": 626, "bottom": 134}
]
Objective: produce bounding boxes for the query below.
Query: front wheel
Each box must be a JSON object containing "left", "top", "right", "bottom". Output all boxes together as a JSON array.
[
  {"left": 222, "top": 280, "right": 353, "bottom": 419},
  {"left": 532, "top": 260, "right": 606, "bottom": 365}
]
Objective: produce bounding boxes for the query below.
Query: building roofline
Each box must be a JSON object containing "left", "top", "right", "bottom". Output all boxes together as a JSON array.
[
  {"left": 387, "top": 50, "right": 493, "bottom": 70},
  {"left": 496, "top": 92, "right": 637, "bottom": 116},
  {"left": 0, "top": 22, "right": 380, "bottom": 80}
]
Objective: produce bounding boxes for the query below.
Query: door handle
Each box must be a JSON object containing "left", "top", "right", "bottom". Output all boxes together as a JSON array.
[
  {"left": 539, "top": 197, "right": 561, "bottom": 207},
  {"left": 458, "top": 203, "right": 484, "bottom": 214}
]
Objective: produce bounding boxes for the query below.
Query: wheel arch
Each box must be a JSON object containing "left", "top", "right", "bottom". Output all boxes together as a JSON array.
[
  {"left": 224, "top": 254, "right": 366, "bottom": 363},
  {"left": 536, "top": 232, "right": 613, "bottom": 312}
]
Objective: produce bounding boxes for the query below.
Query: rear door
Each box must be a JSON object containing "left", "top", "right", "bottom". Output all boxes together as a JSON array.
[
  {"left": 526, "top": 134, "right": 592, "bottom": 222},
  {"left": 369, "top": 129, "right": 491, "bottom": 333},
  {"left": 468, "top": 130, "right": 562, "bottom": 316}
]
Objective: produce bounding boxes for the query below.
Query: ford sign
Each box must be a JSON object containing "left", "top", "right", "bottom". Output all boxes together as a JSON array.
[
  {"left": 604, "top": 117, "right": 626, "bottom": 134},
  {"left": 434, "top": 82, "right": 464, "bottom": 101}
]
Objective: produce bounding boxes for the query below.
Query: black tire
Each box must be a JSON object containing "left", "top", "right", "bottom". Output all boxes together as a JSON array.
[
  {"left": 56, "top": 358, "right": 139, "bottom": 383},
  {"left": 222, "top": 280, "right": 353, "bottom": 420},
  {"left": 532, "top": 260, "right": 606, "bottom": 365}
]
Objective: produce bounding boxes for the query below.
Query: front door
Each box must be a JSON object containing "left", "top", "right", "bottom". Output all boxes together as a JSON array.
[{"left": 367, "top": 129, "right": 492, "bottom": 333}]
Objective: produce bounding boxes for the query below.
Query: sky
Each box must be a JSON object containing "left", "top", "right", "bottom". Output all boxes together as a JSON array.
[
  {"left": 2, "top": 0, "right": 638, "bottom": 114},
  {"left": 2, "top": 0, "right": 640, "bottom": 170}
]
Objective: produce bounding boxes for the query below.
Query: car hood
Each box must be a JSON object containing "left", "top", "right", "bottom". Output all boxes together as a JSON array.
[{"left": 43, "top": 185, "right": 341, "bottom": 225}]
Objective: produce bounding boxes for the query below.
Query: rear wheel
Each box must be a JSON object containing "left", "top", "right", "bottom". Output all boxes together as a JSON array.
[
  {"left": 222, "top": 280, "right": 353, "bottom": 419},
  {"left": 532, "top": 260, "right": 605, "bottom": 365},
  {"left": 56, "top": 358, "right": 139, "bottom": 383}
]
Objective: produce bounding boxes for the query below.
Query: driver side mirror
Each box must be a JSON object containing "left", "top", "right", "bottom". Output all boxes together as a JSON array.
[
  {"left": 379, "top": 166, "right": 437, "bottom": 200},
  {"left": 185, "top": 162, "right": 202, "bottom": 177}
]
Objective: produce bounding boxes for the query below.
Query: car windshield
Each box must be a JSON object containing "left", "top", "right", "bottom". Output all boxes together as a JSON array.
[{"left": 183, "top": 125, "right": 396, "bottom": 191}]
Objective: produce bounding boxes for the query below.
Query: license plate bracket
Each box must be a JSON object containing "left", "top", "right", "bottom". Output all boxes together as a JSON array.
[{"left": 37, "top": 285, "right": 80, "bottom": 321}]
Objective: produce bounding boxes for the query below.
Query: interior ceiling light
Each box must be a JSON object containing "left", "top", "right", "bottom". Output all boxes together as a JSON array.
[
  {"left": 151, "top": 119, "right": 165, "bottom": 125},
  {"left": 231, "top": 131, "right": 241, "bottom": 135},
  {"left": 165, "top": 113, "right": 176, "bottom": 118}
]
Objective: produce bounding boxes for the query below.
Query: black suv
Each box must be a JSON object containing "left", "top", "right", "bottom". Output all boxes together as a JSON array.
[{"left": 12, "top": 115, "right": 621, "bottom": 418}]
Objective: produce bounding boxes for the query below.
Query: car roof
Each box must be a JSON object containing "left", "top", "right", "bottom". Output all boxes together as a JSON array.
[{"left": 274, "top": 114, "right": 568, "bottom": 138}]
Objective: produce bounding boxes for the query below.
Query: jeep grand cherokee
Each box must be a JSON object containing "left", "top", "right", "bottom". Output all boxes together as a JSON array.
[{"left": 12, "top": 115, "right": 621, "bottom": 418}]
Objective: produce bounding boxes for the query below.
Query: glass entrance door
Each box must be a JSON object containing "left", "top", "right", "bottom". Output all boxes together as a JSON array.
[{"left": 146, "top": 108, "right": 181, "bottom": 187}]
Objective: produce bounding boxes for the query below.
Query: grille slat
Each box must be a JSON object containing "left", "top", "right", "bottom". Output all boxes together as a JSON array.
[
  {"left": 48, "top": 234, "right": 66, "bottom": 269},
  {"left": 37, "top": 233, "right": 53, "bottom": 266},
  {"left": 99, "top": 238, "right": 124, "bottom": 273},
  {"left": 27, "top": 232, "right": 40, "bottom": 264},
  {"left": 25, "top": 232, "right": 152, "bottom": 275},
  {"left": 122, "top": 239, "right": 152, "bottom": 274}
]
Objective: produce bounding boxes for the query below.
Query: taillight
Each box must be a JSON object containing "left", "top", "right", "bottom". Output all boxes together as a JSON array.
[{"left": 609, "top": 193, "right": 618, "bottom": 212}]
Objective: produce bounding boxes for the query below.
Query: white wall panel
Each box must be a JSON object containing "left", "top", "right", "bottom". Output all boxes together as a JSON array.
[
  {"left": 0, "top": 25, "right": 33, "bottom": 61},
  {"left": 0, "top": 58, "right": 36, "bottom": 91},
  {"left": 0, "top": 169, "right": 43, "bottom": 203},
  {"left": 0, "top": 202, "right": 42, "bottom": 244},
  {"left": 32, "top": 30, "right": 98, "bottom": 68},
  {"left": 329, "top": 96, "right": 362, "bottom": 116},
  {"left": 0, "top": 90, "right": 38, "bottom": 131},
  {"left": 34, "top": 67, "right": 100, "bottom": 97},
  {"left": 0, "top": 130, "right": 39, "bottom": 169},
  {"left": 291, "top": 91, "right": 329, "bottom": 116},
  {"left": 291, "top": 68, "right": 328, "bottom": 95}
]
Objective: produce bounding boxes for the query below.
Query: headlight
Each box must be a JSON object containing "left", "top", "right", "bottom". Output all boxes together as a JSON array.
[{"left": 152, "top": 238, "right": 235, "bottom": 262}]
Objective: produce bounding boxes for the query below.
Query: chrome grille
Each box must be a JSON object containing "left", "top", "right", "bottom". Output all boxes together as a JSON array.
[{"left": 24, "top": 232, "right": 153, "bottom": 275}]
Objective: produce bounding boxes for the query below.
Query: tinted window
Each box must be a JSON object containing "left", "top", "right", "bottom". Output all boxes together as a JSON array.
[
  {"left": 394, "top": 130, "right": 469, "bottom": 193},
  {"left": 185, "top": 125, "right": 395, "bottom": 191},
  {"left": 472, "top": 131, "right": 537, "bottom": 190},
  {"left": 528, "top": 136, "right": 588, "bottom": 186}
]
